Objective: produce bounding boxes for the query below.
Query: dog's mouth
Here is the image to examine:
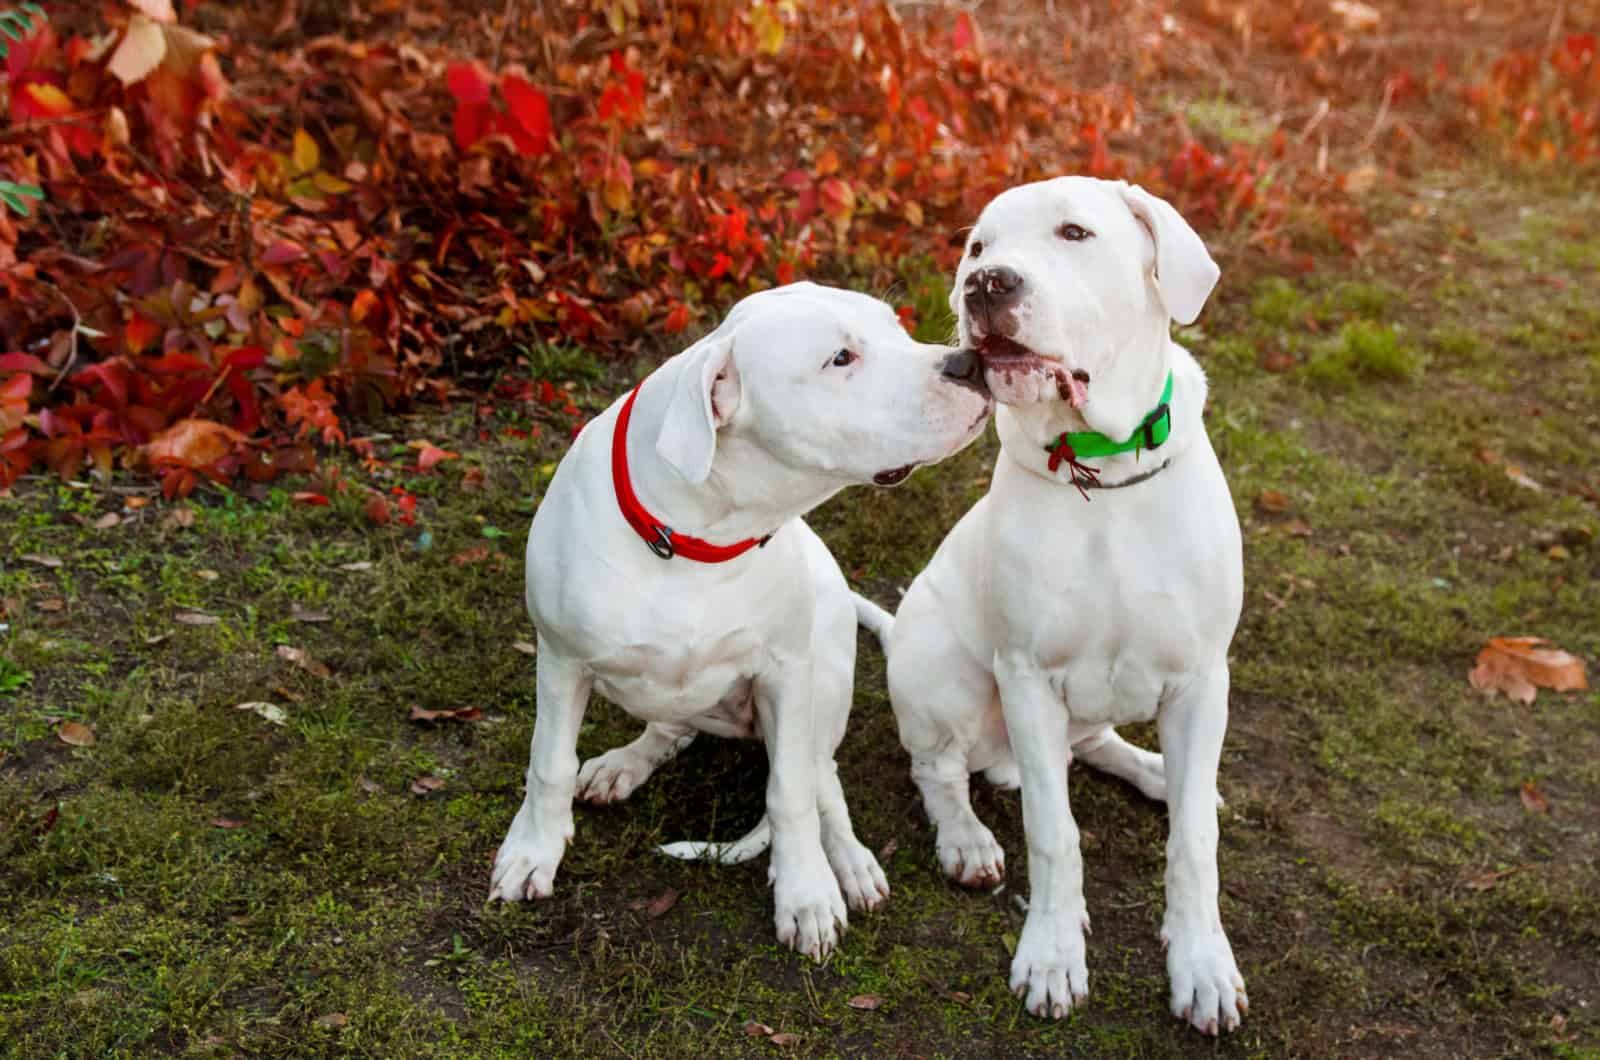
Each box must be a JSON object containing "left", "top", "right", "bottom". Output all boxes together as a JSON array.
[
  {"left": 873, "top": 464, "right": 916, "bottom": 486},
  {"left": 974, "top": 335, "right": 1090, "bottom": 409}
]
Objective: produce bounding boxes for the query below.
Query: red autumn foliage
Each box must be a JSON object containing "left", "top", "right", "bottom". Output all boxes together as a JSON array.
[{"left": 0, "top": 1, "right": 1591, "bottom": 492}]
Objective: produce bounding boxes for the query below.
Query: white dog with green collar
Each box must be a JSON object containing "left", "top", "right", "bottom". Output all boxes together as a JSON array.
[{"left": 855, "top": 177, "right": 1247, "bottom": 1034}]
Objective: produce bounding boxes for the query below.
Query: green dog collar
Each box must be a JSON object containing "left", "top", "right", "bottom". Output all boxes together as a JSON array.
[{"left": 1045, "top": 371, "right": 1173, "bottom": 470}]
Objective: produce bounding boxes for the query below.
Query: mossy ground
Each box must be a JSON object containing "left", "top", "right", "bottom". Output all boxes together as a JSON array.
[{"left": 3, "top": 167, "right": 1597, "bottom": 1059}]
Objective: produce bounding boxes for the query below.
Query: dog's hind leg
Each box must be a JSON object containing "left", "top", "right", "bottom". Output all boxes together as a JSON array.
[
  {"left": 1073, "top": 726, "right": 1224, "bottom": 809},
  {"left": 576, "top": 722, "right": 696, "bottom": 805},
  {"left": 909, "top": 751, "right": 1007, "bottom": 888}
]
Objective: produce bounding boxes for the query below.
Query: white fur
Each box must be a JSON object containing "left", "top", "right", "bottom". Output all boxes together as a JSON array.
[
  {"left": 488, "top": 283, "right": 992, "bottom": 962},
  {"left": 875, "top": 178, "right": 1247, "bottom": 1032}
]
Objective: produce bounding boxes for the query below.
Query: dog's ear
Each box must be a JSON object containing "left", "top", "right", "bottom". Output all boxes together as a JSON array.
[
  {"left": 1120, "top": 183, "right": 1220, "bottom": 325},
  {"left": 655, "top": 330, "right": 741, "bottom": 484}
]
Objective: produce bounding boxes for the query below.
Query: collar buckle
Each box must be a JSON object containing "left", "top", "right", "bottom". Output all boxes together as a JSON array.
[
  {"left": 1140, "top": 401, "right": 1172, "bottom": 452},
  {"left": 647, "top": 525, "right": 676, "bottom": 560}
]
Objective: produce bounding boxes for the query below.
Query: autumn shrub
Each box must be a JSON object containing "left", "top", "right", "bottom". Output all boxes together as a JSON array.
[{"left": 0, "top": 0, "right": 1589, "bottom": 495}]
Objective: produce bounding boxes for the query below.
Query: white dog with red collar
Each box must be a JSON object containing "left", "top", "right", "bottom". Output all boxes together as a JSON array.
[
  {"left": 489, "top": 283, "right": 993, "bottom": 960},
  {"left": 857, "top": 177, "right": 1248, "bottom": 1033}
]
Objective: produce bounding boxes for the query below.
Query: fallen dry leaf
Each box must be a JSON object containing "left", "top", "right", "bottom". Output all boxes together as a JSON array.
[
  {"left": 1255, "top": 489, "right": 1292, "bottom": 514},
  {"left": 1469, "top": 637, "right": 1587, "bottom": 705},
  {"left": 1463, "top": 865, "right": 1524, "bottom": 891},
  {"left": 407, "top": 704, "right": 484, "bottom": 724},
  {"left": 512, "top": 640, "right": 537, "bottom": 656},
  {"left": 21, "top": 553, "right": 62, "bottom": 568},
  {"left": 846, "top": 994, "right": 886, "bottom": 1010},
  {"left": 338, "top": 561, "right": 374, "bottom": 572},
  {"left": 291, "top": 603, "right": 332, "bottom": 623},
  {"left": 57, "top": 721, "right": 96, "bottom": 747},
  {"left": 357, "top": 776, "right": 382, "bottom": 795},
  {"left": 235, "top": 701, "right": 288, "bottom": 725},
  {"left": 742, "top": 1022, "right": 774, "bottom": 1038},
  {"left": 37, "top": 597, "right": 66, "bottom": 612},
  {"left": 628, "top": 887, "right": 682, "bottom": 919},
  {"left": 1519, "top": 781, "right": 1550, "bottom": 814},
  {"left": 163, "top": 508, "right": 197, "bottom": 530},
  {"left": 315, "top": 1012, "right": 349, "bottom": 1030},
  {"left": 210, "top": 817, "right": 248, "bottom": 829},
  {"left": 451, "top": 545, "right": 493, "bottom": 566},
  {"left": 1282, "top": 519, "right": 1314, "bottom": 537},
  {"left": 769, "top": 1032, "right": 800, "bottom": 1047},
  {"left": 409, "top": 775, "right": 446, "bottom": 796},
  {"left": 143, "top": 418, "right": 246, "bottom": 468},
  {"left": 277, "top": 644, "right": 332, "bottom": 679},
  {"left": 93, "top": 512, "right": 122, "bottom": 529},
  {"left": 175, "top": 611, "right": 221, "bottom": 626}
]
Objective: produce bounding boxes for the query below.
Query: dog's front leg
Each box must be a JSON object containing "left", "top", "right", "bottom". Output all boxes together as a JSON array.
[
  {"left": 995, "top": 652, "right": 1089, "bottom": 1019},
  {"left": 756, "top": 662, "right": 848, "bottom": 960},
  {"left": 1158, "top": 664, "right": 1246, "bottom": 1035},
  {"left": 488, "top": 639, "right": 591, "bottom": 902}
]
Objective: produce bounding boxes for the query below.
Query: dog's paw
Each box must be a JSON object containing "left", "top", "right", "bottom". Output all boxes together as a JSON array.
[
  {"left": 487, "top": 814, "right": 570, "bottom": 902},
  {"left": 1010, "top": 910, "right": 1090, "bottom": 1019},
  {"left": 982, "top": 759, "right": 1021, "bottom": 790},
  {"left": 576, "top": 747, "right": 649, "bottom": 805},
  {"left": 773, "top": 861, "right": 849, "bottom": 961},
  {"left": 936, "top": 819, "right": 1006, "bottom": 888},
  {"left": 1163, "top": 927, "right": 1247, "bottom": 1035},
  {"left": 825, "top": 837, "right": 890, "bottom": 913}
]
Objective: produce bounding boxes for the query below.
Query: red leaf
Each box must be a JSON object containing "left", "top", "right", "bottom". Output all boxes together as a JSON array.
[
  {"left": 364, "top": 494, "right": 391, "bottom": 525},
  {"left": 453, "top": 101, "right": 492, "bottom": 153},
  {"left": 501, "top": 75, "right": 552, "bottom": 157},
  {"left": 0, "top": 353, "right": 51, "bottom": 375},
  {"left": 663, "top": 302, "right": 691, "bottom": 334},
  {"left": 952, "top": 11, "right": 979, "bottom": 53},
  {"left": 260, "top": 241, "right": 307, "bottom": 267},
  {"left": 446, "top": 62, "right": 493, "bottom": 105},
  {"left": 143, "top": 418, "right": 247, "bottom": 469},
  {"left": 293, "top": 491, "right": 330, "bottom": 507},
  {"left": 126, "top": 313, "right": 162, "bottom": 355},
  {"left": 223, "top": 345, "right": 268, "bottom": 370}
]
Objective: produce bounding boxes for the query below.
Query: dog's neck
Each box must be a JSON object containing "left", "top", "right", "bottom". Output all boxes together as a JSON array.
[
  {"left": 996, "top": 341, "right": 1207, "bottom": 488},
  {"left": 621, "top": 376, "right": 846, "bottom": 547}
]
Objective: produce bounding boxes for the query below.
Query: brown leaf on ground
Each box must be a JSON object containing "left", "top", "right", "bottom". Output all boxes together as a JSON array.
[
  {"left": 628, "top": 887, "right": 682, "bottom": 919},
  {"left": 847, "top": 994, "right": 886, "bottom": 1010},
  {"left": 94, "top": 512, "right": 122, "bottom": 529},
  {"left": 450, "top": 545, "right": 492, "bottom": 566},
  {"left": 742, "top": 1022, "right": 774, "bottom": 1038},
  {"left": 290, "top": 603, "right": 332, "bottom": 623},
  {"left": 1469, "top": 637, "right": 1587, "bottom": 704},
  {"left": 1519, "top": 781, "right": 1550, "bottom": 814},
  {"left": 1255, "top": 489, "right": 1292, "bottom": 514},
  {"left": 407, "top": 704, "right": 483, "bottom": 724},
  {"left": 37, "top": 597, "right": 66, "bottom": 612},
  {"left": 175, "top": 611, "right": 220, "bottom": 625},
  {"left": 277, "top": 644, "right": 332, "bottom": 678},
  {"left": 57, "top": 721, "right": 96, "bottom": 747},
  {"left": 21, "top": 553, "right": 62, "bottom": 568},
  {"left": 210, "top": 817, "right": 248, "bottom": 829},
  {"left": 769, "top": 1032, "right": 800, "bottom": 1047},
  {"left": 315, "top": 1012, "right": 349, "bottom": 1029},
  {"left": 409, "top": 775, "right": 446, "bottom": 796},
  {"left": 511, "top": 640, "right": 537, "bottom": 656}
]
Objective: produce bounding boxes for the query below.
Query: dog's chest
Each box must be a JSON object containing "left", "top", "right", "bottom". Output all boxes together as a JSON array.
[{"left": 588, "top": 630, "right": 767, "bottom": 736}]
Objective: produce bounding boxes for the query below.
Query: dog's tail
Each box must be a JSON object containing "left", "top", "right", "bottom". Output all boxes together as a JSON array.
[
  {"left": 852, "top": 593, "right": 894, "bottom": 645},
  {"left": 656, "top": 815, "right": 772, "bottom": 865}
]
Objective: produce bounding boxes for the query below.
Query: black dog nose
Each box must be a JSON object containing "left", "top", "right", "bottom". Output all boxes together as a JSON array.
[
  {"left": 963, "top": 265, "right": 1024, "bottom": 308},
  {"left": 940, "top": 348, "right": 989, "bottom": 394}
]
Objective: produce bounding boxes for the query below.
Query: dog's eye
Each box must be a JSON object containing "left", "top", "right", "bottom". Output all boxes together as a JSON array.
[
  {"left": 1057, "top": 223, "right": 1093, "bottom": 242},
  {"left": 830, "top": 349, "right": 857, "bottom": 368},
  {"left": 968, "top": 240, "right": 984, "bottom": 259}
]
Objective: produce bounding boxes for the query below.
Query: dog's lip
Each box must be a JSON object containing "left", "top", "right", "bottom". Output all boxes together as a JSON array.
[
  {"left": 972, "top": 336, "right": 1090, "bottom": 409},
  {"left": 873, "top": 464, "right": 916, "bottom": 486}
]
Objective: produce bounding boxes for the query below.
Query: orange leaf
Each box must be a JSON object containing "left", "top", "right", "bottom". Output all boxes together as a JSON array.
[
  {"left": 58, "top": 721, "right": 96, "bottom": 747},
  {"left": 417, "top": 444, "right": 458, "bottom": 471},
  {"left": 1519, "top": 781, "right": 1549, "bottom": 814},
  {"left": 20, "top": 82, "right": 75, "bottom": 120},
  {"left": 126, "top": 313, "right": 162, "bottom": 355},
  {"left": 143, "top": 419, "right": 247, "bottom": 469},
  {"left": 1469, "top": 637, "right": 1587, "bottom": 705}
]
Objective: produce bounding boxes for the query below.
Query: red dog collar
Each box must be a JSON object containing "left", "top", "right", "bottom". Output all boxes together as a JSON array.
[{"left": 611, "top": 380, "right": 770, "bottom": 562}]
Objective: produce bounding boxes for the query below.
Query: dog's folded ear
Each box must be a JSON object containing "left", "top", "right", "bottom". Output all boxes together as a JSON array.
[
  {"left": 1120, "top": 183, "right": 1220, "bottom": 326},
  {"left": 655, "top": 330, "right": 741, "bottom": 484}
]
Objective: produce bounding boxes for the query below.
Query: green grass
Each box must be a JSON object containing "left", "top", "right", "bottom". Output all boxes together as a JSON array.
[{"left": 1, "top": 166, "right": 1598, "bottom": 1058}]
